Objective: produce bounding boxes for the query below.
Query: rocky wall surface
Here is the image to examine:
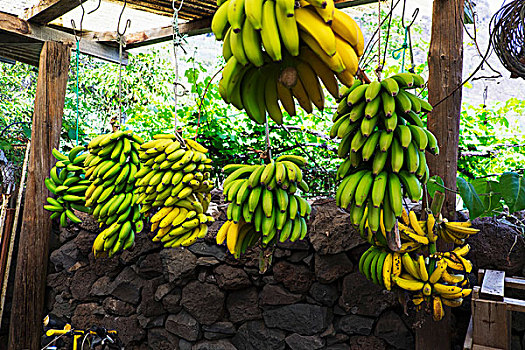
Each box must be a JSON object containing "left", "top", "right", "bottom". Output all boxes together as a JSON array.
[{"left": 42, "top": 198, "right": 525, "bottom": 350}]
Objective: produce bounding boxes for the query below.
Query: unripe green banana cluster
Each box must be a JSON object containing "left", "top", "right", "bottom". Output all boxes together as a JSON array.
[
  {"left": 84, "top": 130, "right": 144, "bottom": 258},
  {"left": 213, "top": 0, "right": 365, "bottom": 122},
  {"left": 333, "top": 73, "right": 438, "bottom": 233},
  {"left": 134, "top": 135, "right": 215, "bottom": 248},
  {"left": 215, "top": 154, "right": 312, "bottom": 258},
  {"left": 44, "top": 146, "right": 92, "bottom": 227}
]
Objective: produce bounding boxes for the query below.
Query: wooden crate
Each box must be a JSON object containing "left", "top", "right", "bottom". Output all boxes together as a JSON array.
[{"left": 464, "top": 269, "right": 525, "bottom": 350}]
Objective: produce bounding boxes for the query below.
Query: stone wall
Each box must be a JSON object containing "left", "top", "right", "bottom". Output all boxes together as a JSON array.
[{"left": 42, "top": 198, "right": 525, "bottom": 350}]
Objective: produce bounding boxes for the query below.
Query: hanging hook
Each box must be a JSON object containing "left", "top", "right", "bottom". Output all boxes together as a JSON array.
[
  {"left": 117, "top": 0, "right": 131, "bottom": 37},
  {"left": 88, "top": 0, "right": 102, "bottom": 14},
  {"left": 70, "top": 0, "right": 85, "bottom": 43}
]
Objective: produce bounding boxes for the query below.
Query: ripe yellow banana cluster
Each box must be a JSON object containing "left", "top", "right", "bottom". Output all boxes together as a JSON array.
[
  {"left": 84, "top": 131, "right": 145, "bottom": 258},
  {"left": 437, "top": 220, "right": 480, "bottom": 245},
  {"left": 358, "top": 246, "right": 401, "bottom": 291},
  {"left": 334, "top": 73, "right": 438, "bottom": 237},
  {"left": 133, "top": 135, "right": 215, "bottom": 248},
  {"left": 213, "top": 0, "right": 364, "bottom": 120},
  {"left": 392, "top": 246, "right": 472, "bottom": 321},
  {"left": 44, "top": 146, "right": 92, "bottom": 227},
  {"left": 216, "top": 154, "right": 311, "bottom": 258}
]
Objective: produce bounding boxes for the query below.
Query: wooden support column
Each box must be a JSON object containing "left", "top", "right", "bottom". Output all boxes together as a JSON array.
[
  {"left": 418, "top": 0, "right": 464, "bottom": 349},
  {"left": 8, "top": 41, "right": 70, "bottom": 350},
  {"left": 427, "top": 0, "right": 465, "bottom": 219}
]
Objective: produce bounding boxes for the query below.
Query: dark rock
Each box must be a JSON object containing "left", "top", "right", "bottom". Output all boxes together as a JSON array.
[
  {"left": 73, "top": 231, "right": 96, "bottom": 257},
  {"left": 276, "top": 239, "right": 310, "bottom": 250},
  {"left": 326, "top": 334, "right": 350, "bottom": 346},
  {"left": 315, "top": 253, "right": 353, "bottom": 283},
  {"left": 49, "top": 294, "right": 73, "bottom": 318},
  {"left": 470, "top": 217, "right": 525, "bottom": 275},
  {"left": 49, "top": 240, "right": 79, "bottom": 271},
  {"left": 197, "top": 257, "right": 220, "bottom": 266},
  {"left": 337, "top": 315, "right": 375, "bottom": 335},
  {"left": 189, "top": 241, "right": 227, "bottom": 261},
  {"left": 180, "top": 339, "right": 192, "bottom": 350},
  {"left": 227, "top": 287, "right": 261, "bottom": 323},
  {"left": 285, "top": 334, "right": 324, "bottom": 350},
  {"left": 309, "top": 282, "right": 339, "bottom": 306},
  {"left": 155, "top": 283, "right": 174, "bottom": 302},
  {"left": 348, "top": 335, "right": 387, "bottom": 350},
  {"left": 147, "top": 328, "right": 179, "bottom": 350},
  {"left": 181, "top": 281, "right": 225, "bottom": 325},
  {"left": 91, "top": 276, "right": 113, "bottom": 296},
  {"left": 202, "top": 322, "right": 236, "bottom": 340},
  {"left": 120, "top": 234, "right": 160, "bottom": 265},
  {"left": 263, "top": 303, "right": 331, "bottom": 335},
  {"left": 274, "top": 248, "right": 291, "bottom": 258},
  {"left": 303, "top": 254, "right": 314, "bottom": 266},
  {"left": 192, "top": 339, "right": 237, "bottom": 350},
  {"left": 259, "top": 284, "right": 302, "bottom": 306},
  {"left": 77, "top": 213, "right": 99, "bottom": 232},
  {"left": 326, "top": 344, "right": 351, "bottom": 350},
  {"left": 214, "top": 265, "right": 251, "bottom": 290},
  {"left": 138, "top": 278, "right": 165, "bottom": 317},
  {"left": 308, "top": 199, "right": 364, "bottom": 254},
  {"left": 232, "top": 320, "right": 286, "bottom": 350},
  {"left": 91, "top": 255, "right": 122, "bottom": 278},
  {"left": 136, "top": 254, "right": 163, "bottom": 279},
  {"left": 47, "top": 271, "right": 70, "bottom": 294},
  {"left": 166, "top": 311, "right": 200, "bottom": 341},
  {"left": 138, "top": 314, "right": 165, "bottom": 329},
  {"left": 103, "top": 298, "right": 135, "bottom": 316},
  {"left": 71, "top": 303, "right": 105, "bottom": 329},
  {"left": 160, "top": 248, "right": 197, "bottom": 282},
  {"left": 273, "top": 261, "right": 314, "bottom": 293},
  {"left": 101, "top": 314, "right": 146, "bottom": 345},
  {"left": 70, "top": 268, "right": 98, "bottom": 301},
  {"left": 162, "top": 289, "right": 182, "bottom": 314},
  {"left": 109, "top": 267, "right": 143, "bottom": 305},
  {"left": 374, "top": 311, "right": 413, "bottom": 349},
  {"left": 287, "top": 251, "right": 310, "bottom": 263},
  {"left": 339, "top": 272, "right": 396, "bottom": 316}
]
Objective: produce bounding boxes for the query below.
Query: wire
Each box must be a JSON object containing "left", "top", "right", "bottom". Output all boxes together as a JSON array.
[
  {"left": 71, "top": 0, "right": 85, "bottom": 145},
  {"left": 171, "top": 0, "right": 187, "bottom": 146},
  {"left": 115, "top": 0, "right": 131, "bottom": 129}
]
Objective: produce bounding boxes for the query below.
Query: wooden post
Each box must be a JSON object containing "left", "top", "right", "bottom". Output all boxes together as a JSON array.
[
  {"left": 8, "top": 41, "right": 70, "bottom": 350},
  {"left": 426, "top": 0, "right": 465, "bottom": 219},
  {"left": 418, "top": 0, "right": 465, "bottom": 349}
]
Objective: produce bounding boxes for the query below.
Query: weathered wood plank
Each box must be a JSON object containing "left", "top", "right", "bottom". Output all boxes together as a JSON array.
[
  {"left": 0, "top": 12, "right": 128, "bottom": 64},
  {"left": 23, "top": 0, "right": 88, "bottom": 25},
  {"left": 471, "top": 345, "right": 505, "bottom": 350},
  {"left": 427, "top": 0, "right": 465, "bottom": 219},
  {"left": 472, "top": 298, "right": 510, "bottom": 349},
  {"left": 7, "top": 42, "right": 70, "bottom": 350},
  {"left": 481, "top": 270, "right": 505, "bottom": 301},
  {"left": 463, "top": 317, "right": 473, "bottom": 350},
  {"left": 84, "top": 17, "right": 212, "bottom": 49},
  {"left": 505, "top": 297, "right": 525, "bottom": 313}
]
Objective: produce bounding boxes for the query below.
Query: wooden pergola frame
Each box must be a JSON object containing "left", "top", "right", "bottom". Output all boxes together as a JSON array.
[{"left": 1, "top": 0, "right": 464, "bottom": 349}]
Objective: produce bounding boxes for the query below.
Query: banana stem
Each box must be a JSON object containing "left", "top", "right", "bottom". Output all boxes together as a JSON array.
[{"left": 428, "top": 192, "right": 444, "bottom": 275}]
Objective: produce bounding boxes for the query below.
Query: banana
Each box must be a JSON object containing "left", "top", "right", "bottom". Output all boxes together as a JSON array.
[
  {"left": 228, "top": 0, "right": 245, "bottom": 33},
  {"left": 211, "top": 0, "right": 231, "bottom": 40},
  {"left": 401, "top": 253, "right": 421, "bottom": 280},
  {"left": 371, "top": 171, "right": 388, "bottom": 208},
  {"left": 295, "top": 7, "right": 336, "bottom": 56},
  {"left": 261, "top": 0, "right": 282, "bottom": 61},
  {"left": 392, "top": 276, "right": 424, "bottom": 291},
  {"left": 331, "top": 9, "right": 362, "bottom": 53},
  {"left": 241, "top": 20, "right": 264, "bottom": 67},
  {"left": 296, "top": 61, "right": 324, "bottom": 110},
  {"left": 276, "top": 2, "right": 299, "bottom": 56},
  {"left": 299, "top": 31, "right": 345, "bottom": 73},
  {"left": 245, "top": 0, "right": 264, "bottom": 30},
  {"left": 381, "top": 78, "right": 399, "bottom": 97},
  {"left": 298, "top": 47, "right": 338, "bottom": 98}
]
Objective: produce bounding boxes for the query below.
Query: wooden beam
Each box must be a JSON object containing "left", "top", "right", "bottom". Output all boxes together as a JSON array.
[
  {"left": 427, "top": 0, "right": 465, "bottom": 219},
  {"left": 23, "top": 0, "right": 88, "bottom": 25},
  {"left": 335, "top": 0, "right": 387, "bottom": 9},
  {"left": 0, "top": 12, "right": 128, "bottom": 64},
  {"left": 83, "top": 17, "right": 212, "bottom": 49},
  {"left": 7, "top": 41, "right": 70, "bottom": 350}
]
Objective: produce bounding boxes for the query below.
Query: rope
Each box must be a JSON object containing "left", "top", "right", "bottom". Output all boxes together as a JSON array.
[
  {"left": 375, "top": 0, "right": 382, "bottom": 80},
  {"left": 71, "top": 0, "right": 85, "bottom": 145},
  {"left": 392, "top": 2, "right": 418, "bottom": 73},
  {"left": 116, "top": 0, "right": 131, "bottom": 129},
  {"left": 75, "top": 43, "right": 80, "bottom": 145},
  {"left": 265, "top": 118, "right": 272, "bottom": 160},
  {"left": 171, "top": 0, "right": 187, "bottom": 146},
  {"left": 195, "top": 66, "right": 223, "bottom": 140}
]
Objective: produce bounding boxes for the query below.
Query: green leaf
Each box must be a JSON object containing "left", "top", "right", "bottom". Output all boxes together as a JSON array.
[
  {"left": 499, "top": 172, "right": 525, "bottom": 213},
  {"left": 427, "top": 175, "right": 444, "bottom": 198},
  {"left": 456, "top": 177, "right": 485, "bottom": 220},
  {"left": 471, "top": 178, "right": 502, "bottom": 216}
]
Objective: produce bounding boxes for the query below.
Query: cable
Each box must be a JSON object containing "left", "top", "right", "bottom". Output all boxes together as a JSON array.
[{"left": 171, "top": 0, "right": 187, "bottom": 146}]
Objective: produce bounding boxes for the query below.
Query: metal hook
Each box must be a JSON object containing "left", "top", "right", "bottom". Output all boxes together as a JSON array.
[
  {"left": 71, "top": 0, "right": 85, "bottom": 42},
  {"left": 400, "top": 0, "right": 418, "bottom": 29},
  {"left": 88, "top": 0, "right": 102, "bottom": 14},
  {"left": 117, "top": 0, "right": 131, "bottom": 37}
]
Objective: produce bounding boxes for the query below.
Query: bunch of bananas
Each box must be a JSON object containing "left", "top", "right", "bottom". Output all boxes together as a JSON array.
[
  {"left": 215, "top": 154, "right": 311, "bottom": 258},
  {"left": 333, "top": 73, "right": 438, "bottom": 234},
  {"left": 133, "top": 135, "right": 215, "bottom": 248},
  {"left": 84, "top": 131, "right": 144, "bottom": 258},
  {"left": 394, "top": 244, "right": 472, "bottom": 321},
  {"left": 44, "top": 146, "right": 92, "bottom": 227},
  {"left": 212, "top": 0, "right": 364, "bottom": 121},
  {"left": 358, "top": 246, "right": 401, "bottom": 291},
  {"left": 437, "top": 220, "right": 480, "bottom": 244}
]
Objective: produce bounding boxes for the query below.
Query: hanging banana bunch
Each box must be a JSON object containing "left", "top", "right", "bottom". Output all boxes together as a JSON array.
[
  {"left": 212, "top": 0, "right": 364, "bottom": 123},
  {"left": 84, "top": 130, "right": 144, "bottom": 258},
  {"left": 332, "top": 72, "right": 438, "bottom": 236},
  {"left": 134, "top": 134, "right": 216, "bottom": 248},
  {"left": 44, "top": 146, "right": 92, "bottom": 227},
  {"left": 216, "top": 154, "right": 311, "bottom": 258}
]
